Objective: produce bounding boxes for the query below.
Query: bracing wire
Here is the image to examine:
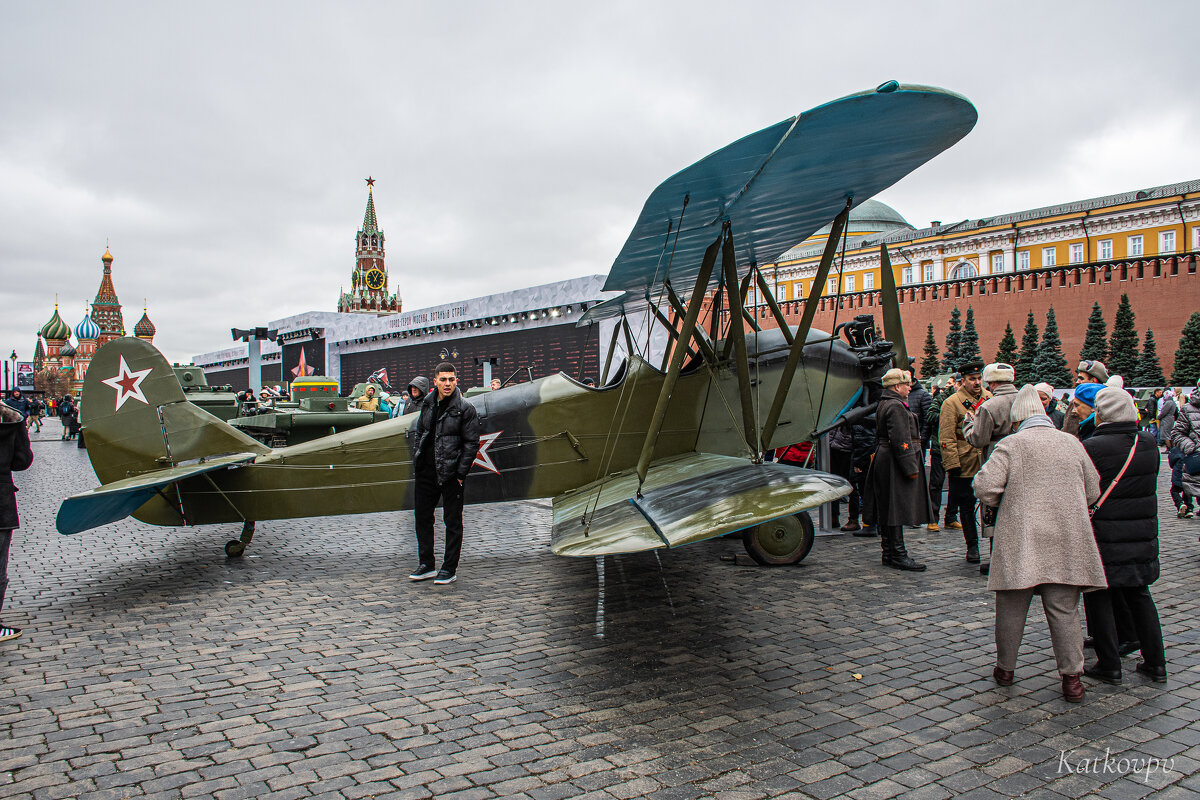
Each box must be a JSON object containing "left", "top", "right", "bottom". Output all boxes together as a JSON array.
[{"left": 813, "top": 217, "right": 852, "bottom": 434}]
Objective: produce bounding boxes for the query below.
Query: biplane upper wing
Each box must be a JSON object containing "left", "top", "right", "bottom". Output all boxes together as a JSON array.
[
  {"left": 596, "top": 81, "right": 976, "bottom": 306},
  {"left": 57, "top": 452, "right": 260, "bottom": 535},
  {"left": 551, "top": 452, "right": 851, "bottom": 557}
]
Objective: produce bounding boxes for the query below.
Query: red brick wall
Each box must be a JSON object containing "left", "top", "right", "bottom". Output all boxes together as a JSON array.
[{"left": 742, "top": 255, "right": 1199, "bottom": 382}]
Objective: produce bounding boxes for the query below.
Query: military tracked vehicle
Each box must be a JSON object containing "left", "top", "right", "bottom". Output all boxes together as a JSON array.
[{"left": 228, "top": 376, "right": 389, "bottom": 448}]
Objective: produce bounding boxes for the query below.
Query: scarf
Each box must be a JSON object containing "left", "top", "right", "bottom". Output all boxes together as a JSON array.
[{"left": 1017, "top": 414, "right": 1056, "bottom": 432}]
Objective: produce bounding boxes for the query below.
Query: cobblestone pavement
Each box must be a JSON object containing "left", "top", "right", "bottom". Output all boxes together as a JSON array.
[{"left": 2, "top": 426, "right": 1198, "bottom": 799}]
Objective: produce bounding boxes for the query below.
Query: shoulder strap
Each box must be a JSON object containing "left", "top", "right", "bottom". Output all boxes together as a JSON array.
[{"left": 1090, "top": 435, "right": 1139, "bottom": 517}]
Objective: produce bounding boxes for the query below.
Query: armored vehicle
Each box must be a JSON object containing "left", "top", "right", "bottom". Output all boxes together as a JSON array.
[
  {"left": 229, "top": 375, "right": 389, "bottom": 447},
  {"left": 173, "top": 364, "right": 240, "bottom": 421}
]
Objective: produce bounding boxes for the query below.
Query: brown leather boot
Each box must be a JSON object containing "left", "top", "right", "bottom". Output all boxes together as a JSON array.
[{"left": 1061, "top": 673, "right": 1085, "bottom": 703}]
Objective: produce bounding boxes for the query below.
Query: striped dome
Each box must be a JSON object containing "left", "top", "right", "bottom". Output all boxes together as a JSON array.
[
  {"left": 59, "top": 342, "right": 77, "bottom": 358},
  {"left": 75, "top": 311, "right": 102, "bottom": 341},
  {"left": 39, "top": 307, "right": 72, "bottom": 341},
  {"left": 134, "top": 309, "right": 156, "bottom": 338}
]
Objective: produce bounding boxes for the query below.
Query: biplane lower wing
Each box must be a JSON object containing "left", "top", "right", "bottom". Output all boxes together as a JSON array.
[
  {"left": 56, "top": 453, "right": 260, "bottom": 535},
  {"left": 550, "top": 452, "right": 851, "bottom": 557}
]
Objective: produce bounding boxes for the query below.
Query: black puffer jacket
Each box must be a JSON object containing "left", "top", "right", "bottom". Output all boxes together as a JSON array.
[
  {"left": 0, "top": 405, "right": 35, "bottom": 530},
  {"left": 908, "top": 383, "right": 933, "bottom": 447},
  {"left": 1082, "top": 421, "right": 1159, "bottom": 587},
  {"left": 412, "top": 387, "right": 480, "bottom": 484}
]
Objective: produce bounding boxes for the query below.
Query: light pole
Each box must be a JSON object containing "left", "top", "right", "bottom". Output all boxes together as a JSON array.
[{"left": 8, "top": 350, "right": 17, "bottom": 393}]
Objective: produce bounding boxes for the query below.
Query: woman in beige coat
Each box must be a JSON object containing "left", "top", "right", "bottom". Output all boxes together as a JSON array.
[{"left": 973, "top": 384, "right": 1108, "bottom": 702}]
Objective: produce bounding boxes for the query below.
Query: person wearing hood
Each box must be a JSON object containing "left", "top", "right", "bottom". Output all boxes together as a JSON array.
[
  {"left": 1070, "top": 382, "right": 1102, "bottom": 441},
  {"left": 1168, "top": 378, "right": 1200, "bottom": 517},
  {"left": 1158, "top": 388, "right": 1179, "bottom": 446},
  {"left": 1081, "top": 387, "right": 1167, "bottom": 685},
  {"left": 972, "top": 384, "right": 1106, "bottom": 703},
  {"left": 865, "top": 369, "right": 929, "bottom": 571},
  {"left": 399, "top": 376, "right": 430, "bottom": 417},
  {"left": 0, "top": 403, "right": 34, "bottom": 643}
]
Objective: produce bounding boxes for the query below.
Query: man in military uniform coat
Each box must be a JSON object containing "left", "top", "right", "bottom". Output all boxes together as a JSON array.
[{"left": 867, "top": 368, "right": 930, "bottom": 571}]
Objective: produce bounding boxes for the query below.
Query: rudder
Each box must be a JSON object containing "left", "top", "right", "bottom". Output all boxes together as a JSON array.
[{"left": 82, "top": 337, "right": 269, "bottom": 485}]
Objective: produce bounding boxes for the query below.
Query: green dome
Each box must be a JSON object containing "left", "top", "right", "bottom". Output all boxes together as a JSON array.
[{"left": 39, "top": 306, "right": 72, "bottom": 341}]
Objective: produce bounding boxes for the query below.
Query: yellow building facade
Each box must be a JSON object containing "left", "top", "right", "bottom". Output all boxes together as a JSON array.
[{"left": 772, "top": 180, "right": 1200, "bottom": 299}]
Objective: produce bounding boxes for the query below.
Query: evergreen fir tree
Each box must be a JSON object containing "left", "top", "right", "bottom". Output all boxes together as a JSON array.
[
  {"left": 1079, "top": 301, "right": 1108, "bottom": 364},
  {"left": 921, "top": 323, "right": 941, "bottom": 378},
  {"left": 994, "top": 322, "right": 1018, "bottom": 366},
  {"left": 1015, "top": 311, "right": 1039, "bottom": 385},
  {"left": 1107, "top": 293, "right": 1139, "bottom": 380},
  {"left": 1171, "top": 311, "right": 1200, "bottom": 386},
  {"left": 1033, "top": 307, "right": 1071, "bottom": 387},
  {"left": 1132, "top": 329, "right": 1165, "bottom": 387},
  {"left": 959, "top": 306, "right": 982, "bottom": 365},
  {"left": 942, "top": 306, "right": 962, "bottom": 372}
]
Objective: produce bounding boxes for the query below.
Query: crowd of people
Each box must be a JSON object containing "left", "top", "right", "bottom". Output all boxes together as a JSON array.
[
  {"left": 848, "top": 356, "right": 1198, "bottom": 703},
  {"left": 4, "top": 390, "right": 80, "bottom": 440}
]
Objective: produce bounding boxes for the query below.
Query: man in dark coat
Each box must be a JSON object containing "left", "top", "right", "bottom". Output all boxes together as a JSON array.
[
  {"left": 1081, "top": 388, "right": 1166, "bottom": 684},
  {"left": 408, "top": 363, "right": 480, "bottom": 585},
  {"left": 867, "top": 368, "right": 929, "bottom": 571},
  {"left": 1158, "top": 389, "right": 1178, "bottom": 446},
  {"left": 1, "top": 403, "right": 34, "bottom": 642},
  {"left": 398, "top": 376, "right": 430, "bottom": 417}
]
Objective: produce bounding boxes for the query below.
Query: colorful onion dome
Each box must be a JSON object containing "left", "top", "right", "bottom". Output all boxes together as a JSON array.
[
  {"left": 102, "top": 246, "right": 114, "bottom": 263},
  {"left": 75, "top": 311, "right": 102, "bottom": 341},
  {"left": 39, "top": 306, "right": 72, "bottom": 341},
  {"left": 134, "top": 308, "right": 156, "bottom": 338},
  {"left": 59, "top": 342, "right": 77, "bottom": 358}
]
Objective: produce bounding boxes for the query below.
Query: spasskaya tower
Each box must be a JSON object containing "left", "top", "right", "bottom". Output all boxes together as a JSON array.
[{"left": 337, "top": 177, "right": 401, "bottom": 314}]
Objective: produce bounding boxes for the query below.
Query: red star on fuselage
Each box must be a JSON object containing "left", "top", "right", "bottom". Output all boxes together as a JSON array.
[{"left": 101, "top": 355, "right": 154, "bottom": 411}]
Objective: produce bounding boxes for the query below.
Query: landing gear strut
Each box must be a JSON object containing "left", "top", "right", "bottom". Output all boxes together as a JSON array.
[{"left": 225, "top": 521, "right": 255, "bottom": 558}]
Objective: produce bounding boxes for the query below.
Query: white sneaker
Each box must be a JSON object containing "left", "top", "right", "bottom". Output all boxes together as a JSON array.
[
  {"left": 0, "top": 625, "right": 22, "bottom": 643},
  {"left": 1180, "top": 504, "right": 1195, "bottom": 519},
  {"left": 433, "top": 571, "right": 457, "bottom": 585},
  {"left": 408, "top": 566, "right": 437, "bottom": 581}
]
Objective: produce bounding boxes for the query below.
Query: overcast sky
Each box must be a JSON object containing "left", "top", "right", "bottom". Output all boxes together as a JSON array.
[{"left": 2, "top": 1, "right": 1197, "bottom": 366}]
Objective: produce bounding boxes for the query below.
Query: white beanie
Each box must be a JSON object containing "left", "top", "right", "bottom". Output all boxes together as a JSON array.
[
  {"left": 1010, "top": 384, "right": 1045, "bottom": 422},
  {"left": 1106, "top": 375, "right": 1125, "bottom": 389},
  {"left": 1033, "top": 382, "right": 1054, "bottom": 398},
  {"left": 882, "top": 368, "right": 911, "bottom": 388},
  {"left": 983, "top": 363, "right": 1015, "bottom": 383},
  {"left": 1095, "top": 386, "right": 1137, "bottom": 424}
]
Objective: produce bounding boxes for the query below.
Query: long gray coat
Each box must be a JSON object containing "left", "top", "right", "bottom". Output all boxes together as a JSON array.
[
  {"left": 866, "top": 389, "right": 931, "bottom": 526},
  {"left": 973, "top": 424, "right": 1107, "bottom": 592}
]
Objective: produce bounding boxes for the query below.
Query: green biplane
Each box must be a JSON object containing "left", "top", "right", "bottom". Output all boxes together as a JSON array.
[{"left": 57, "top": 81, "right": 977, "bottom": 563}]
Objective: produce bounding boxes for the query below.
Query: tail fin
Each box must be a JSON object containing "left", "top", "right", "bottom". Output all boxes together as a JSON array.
[{"left": 82, "top": 337, "right": 270, "bottom": 485}]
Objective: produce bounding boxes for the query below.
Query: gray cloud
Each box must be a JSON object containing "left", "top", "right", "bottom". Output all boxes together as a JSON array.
[{"left": 2, "top": 1, "right": 1197, "bottom": 365}]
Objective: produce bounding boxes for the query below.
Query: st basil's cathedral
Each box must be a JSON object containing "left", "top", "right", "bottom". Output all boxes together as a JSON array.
[{"left": 33, "top": 246, "right": 156, "bottom": 396}]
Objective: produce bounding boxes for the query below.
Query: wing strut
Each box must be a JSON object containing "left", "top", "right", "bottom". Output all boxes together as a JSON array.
[
  {"left": 878, "top": 243, "right": 908, "bottom": 367},
  {"left": 721, "top": 227, "right": 762, "bottom": 461},
  {"left": 635, "top": 228, "right": 723, "bottom": 492},
  {"left": 759, "top": 199, "right": 852, "bottom": 450},
  {"left": 664, "top": 281, "right": 718, "bottom": 365},
  {"left": 600, "top": 317, "right": 624, "bottom": 384},
  {"left": 756, "top": 267, "right": 794, "bottom": 346}
]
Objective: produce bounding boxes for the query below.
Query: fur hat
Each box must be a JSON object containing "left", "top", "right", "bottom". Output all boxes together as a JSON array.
[
  {"left": 983, "top": 362, "right": 1015, "bottom": 383},
  {"left": 882, "top": 368, "right": 911, "bottom": 388},
  {"left": 1095, "top": 386, "right": 1137, "bottom": 424},
  {"left": 1073, "top": 382, "right": 1102, "bottom": 408},
  {"left": 1077, "top": 359, "right": 1110, "bottom": 382},
  {"left": 1106, "top": 375, "right": 1125, "bottom": 389},
  {"left": 1010, "top": 384, "right": 1045, "bottom": 422},
  {"left": 1033, "top": 381, "right": 1055, "bottom": 398}
]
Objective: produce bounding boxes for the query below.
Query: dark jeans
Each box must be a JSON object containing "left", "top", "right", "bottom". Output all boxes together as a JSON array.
[
  {"left": 928, "top": 449, "right": 956, "bottom": 524},
  {"left": 414, "top": 469, "right": 465, "bottom": 574},
  {"left": 946, "top": 475, "right": 977, "bottom": 544},
  {"left": 1084, "top": 586, "right": 1166, "bottom": 671},
  {"left": 830, "top": 448, "right": 859, "bottom": 522},
  {"left": 0, "top": 530, "right": 10, "bottom": 614}
]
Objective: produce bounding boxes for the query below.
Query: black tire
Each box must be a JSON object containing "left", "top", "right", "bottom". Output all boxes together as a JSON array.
[
  {"left": 742, "top": 511, "right": 815, "bottom": 565},
  {"left": 224, "top": 540, "right": 246, "bottom": 558}
]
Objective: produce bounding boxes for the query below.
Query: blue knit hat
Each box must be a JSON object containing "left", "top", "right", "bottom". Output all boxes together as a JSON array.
[{"left": 1073, "top": 382, "right": 1102, "bottom": 408}]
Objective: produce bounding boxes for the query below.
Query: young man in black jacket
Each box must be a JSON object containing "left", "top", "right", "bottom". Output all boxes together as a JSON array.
[{"left": 409, "top": 363, "right": 480, "bottom": 585}]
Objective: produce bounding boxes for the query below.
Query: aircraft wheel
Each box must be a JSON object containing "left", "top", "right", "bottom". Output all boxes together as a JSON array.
[
  {"left": 742, "top": 512, "right": 815, "bottom": 565},
  {"left": 225, "top": 539, "right": 246, "bottom": 558}
]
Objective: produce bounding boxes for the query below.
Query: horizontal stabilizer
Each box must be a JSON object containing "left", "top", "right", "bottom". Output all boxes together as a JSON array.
[
  {"left": 551, "top": 452, "right": 850, "bottom": 557},
  {"left": 56, "top": 453, "right": 259, "bottom": 535}
]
